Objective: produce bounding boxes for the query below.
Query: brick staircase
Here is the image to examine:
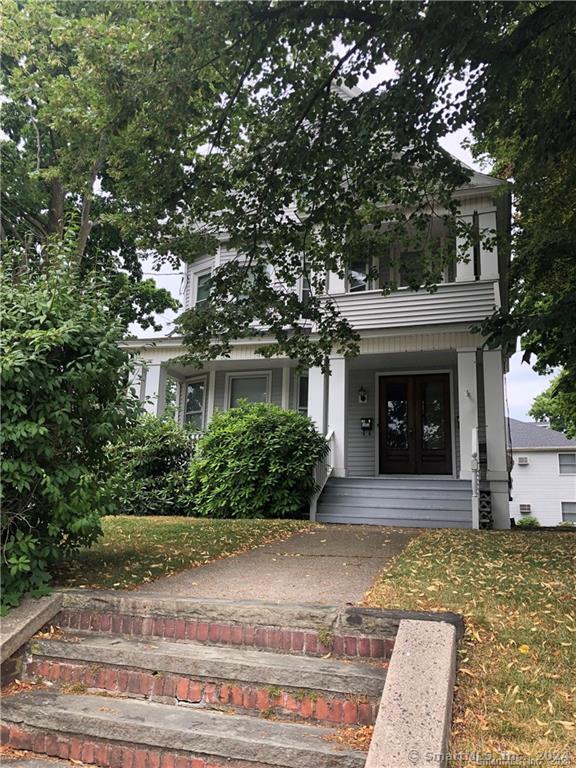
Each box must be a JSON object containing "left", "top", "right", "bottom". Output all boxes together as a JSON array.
[{"left": 1, "top": 593, "right": 397, "bottom": 768}]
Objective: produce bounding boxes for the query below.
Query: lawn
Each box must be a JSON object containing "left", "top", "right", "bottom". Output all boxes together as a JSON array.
[
  {"left": 53, "top": 516, "right": 314, "bottom": 590},
  {"left": 364, "top": 529, "right": 576, "bottom": 762}
]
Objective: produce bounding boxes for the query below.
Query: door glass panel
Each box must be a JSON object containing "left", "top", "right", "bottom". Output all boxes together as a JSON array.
[
  {"left": 386, "top": 382, "right": 408, "bottom": 449},
  {"left": 230, "top": 376, "right": 268, "bottom": 407},
  {"left": 421, "top": 380, "right": 445, "bottom": 450}
]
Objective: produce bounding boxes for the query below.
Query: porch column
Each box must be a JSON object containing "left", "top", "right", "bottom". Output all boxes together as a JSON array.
[
  {"left": 142, "top": 360, "right": 167, "bottom": 417},
  {"left": 128, "top": 362, "right": 146, "bottom": 402},
  {"left": 327, "top": 355, "right": 347, "bottom": 478},
  {"left": 308, "top": 366, "right": 327, "bottom": 434},
  {"left": 456, "top": 350, "right": 478, "bottom": 480},
  {"left": 482, "top": 349, "right": 510, "bottom": 529},
  {"left": 281, "top": 366, "right": 291, "bottom": 410},
  {"left": 206, "top": 368, "right": 216, "bottom": 422}
]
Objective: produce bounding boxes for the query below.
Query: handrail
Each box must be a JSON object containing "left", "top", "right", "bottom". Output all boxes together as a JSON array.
[
  {"left": 309, "top": 430, "right": 335, "bottom": 521},
  {"left": 471, "top": 426, "right": 480, "bottom": 529}
]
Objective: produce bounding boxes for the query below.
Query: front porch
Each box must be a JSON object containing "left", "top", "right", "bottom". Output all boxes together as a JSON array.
[{"left": 127, "top": 331, "right": 510, "bottom": 530}]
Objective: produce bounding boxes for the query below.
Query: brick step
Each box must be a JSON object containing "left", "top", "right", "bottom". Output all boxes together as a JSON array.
[
  {"left": 26, "top": 634, "right": 384, "bottom": 726},
  {"left": 1, "top": 690, "right": 366, "bottom": 768},
  {"left": 54, "top": 593, "right": 397, "bottom": 662}
]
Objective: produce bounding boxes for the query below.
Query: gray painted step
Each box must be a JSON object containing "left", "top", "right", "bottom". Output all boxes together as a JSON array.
[
  {"left": 319, "top": 495, "right": 471, "bottom": 511},
  {"left": 1, "top": 691, "right": 365, "bottom": 768},
  {"left": 316, "top": 510, "right": 471, "bottom": 528},
  {"left": 317, "top": 476, "right": 473, "bottom": 528},
  {"left": 30, "top": 634, "right": 386, "bottom": 697}
]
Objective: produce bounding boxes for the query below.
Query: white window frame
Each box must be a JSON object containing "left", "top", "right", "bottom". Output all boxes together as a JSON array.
[
  {"left": 559, "top": 453, "right": 576, "bottom": 475},
  {"left": 224, "top": 371, "right": 272, "bottom": 410},
  {"left": 182, "top": 375, "right": 207, "bottom": 429},
  {"left": 193, "top": 268, "right": 212, "bottom": 307}
]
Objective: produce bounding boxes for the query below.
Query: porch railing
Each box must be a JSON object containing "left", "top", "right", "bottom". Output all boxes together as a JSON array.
[
  {"left": 309, "top": 429, "right": 335, "bottom": 521},
  {"left": 471, "top": 426, "right": 480, "bottom": 530}
]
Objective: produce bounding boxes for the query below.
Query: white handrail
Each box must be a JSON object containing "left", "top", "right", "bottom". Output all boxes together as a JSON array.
[
  {"left": 471, "top": 426, "right": 480, "bottom": 529},
  {"left": 309, "top": 430, "right": 335, "bottom": 521}
]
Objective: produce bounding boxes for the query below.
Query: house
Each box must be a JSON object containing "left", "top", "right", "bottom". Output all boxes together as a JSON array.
[
  {"left": 125, "top": 166, "right": 512, "bottom": 530},
  {"left": 508, "top": 418, "right": 576, "bottom": 526}
]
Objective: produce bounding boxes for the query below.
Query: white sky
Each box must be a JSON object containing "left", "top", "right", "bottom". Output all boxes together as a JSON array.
[{"left": 136, "top": 97, "right": 552, "bottom": 423}]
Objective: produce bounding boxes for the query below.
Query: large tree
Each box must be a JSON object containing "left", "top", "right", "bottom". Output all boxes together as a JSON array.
[
  {"left": 1, "top": 0, "right": 227, "bottom": 329},
  {"left": 168, "top": 2, "right": 575, "bottom": 384}
]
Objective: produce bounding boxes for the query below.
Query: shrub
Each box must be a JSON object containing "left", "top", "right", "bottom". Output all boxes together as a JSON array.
[
  {"left": 189, "top": 402, "right": 328, "bottom": 518},
  {"left": 107, "top": 415, "right": 195, "bottom": 516},
  {"left": 557, "top": 521, "right": 575, "bottom": 528},
  {"left": 515, "top": 515, "right": 540, "bottom": 528},
  {"left": 0, "top": 252, "right": 139, "bottom": 611}
]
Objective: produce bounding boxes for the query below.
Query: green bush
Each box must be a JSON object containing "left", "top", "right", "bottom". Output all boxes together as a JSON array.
[
  {"left": 189, "top": 402, "right": 328, "bottom": 518},
  {"left": 516, "top": 514, "right": 541, "bottom": 528},
  {"left": 0, "top": 252, "right": 139, "bottom": 611},
  {"left": 107, "top": 415, "right": 195, "bottom": 516}
]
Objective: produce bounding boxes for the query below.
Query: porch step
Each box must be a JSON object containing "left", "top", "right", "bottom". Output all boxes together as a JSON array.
[
  {"left": 318, "top": 477, "right": 473, "bottom": 528},
  {"left": 26, "top": 633, "right": 385, "bottom": 725},
  {"left": 0, "top": 690, "right": 366, "bottom": 768}
]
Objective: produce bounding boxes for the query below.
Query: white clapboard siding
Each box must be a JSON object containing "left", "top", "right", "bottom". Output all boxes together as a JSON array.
[
  {"left": 328, "top": 281, "right": 496, "bottom": 330},
  {"left": 510, "top": 450, "right": 576, "bottom": 526}
]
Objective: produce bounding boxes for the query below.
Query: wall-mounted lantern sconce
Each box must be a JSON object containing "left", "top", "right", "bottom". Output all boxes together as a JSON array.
[{"left": 358, "top": 386, "right": 368, "bottom": 404}]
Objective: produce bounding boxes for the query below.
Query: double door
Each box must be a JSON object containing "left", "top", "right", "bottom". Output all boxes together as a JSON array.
[{"left": 379, "top": 374, "right": 452, "bottom": 475}]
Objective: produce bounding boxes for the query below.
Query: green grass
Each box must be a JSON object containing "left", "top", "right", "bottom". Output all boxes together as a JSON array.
[
  {"left": 53, "top": 516, "right": 314, "bottom": 590},
  {"left": 364, "top": 530, "right": 576, "bottom": 761}
]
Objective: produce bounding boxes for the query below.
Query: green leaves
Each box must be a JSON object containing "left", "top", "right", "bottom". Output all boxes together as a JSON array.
[
  {"left": 0, "top": 240, "right": 141, "bottom": 611},
  {"left": 190, "top": 402, "right": 328, "bottom": 519}
]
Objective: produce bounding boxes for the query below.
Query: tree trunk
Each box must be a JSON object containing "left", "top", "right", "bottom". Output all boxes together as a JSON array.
[{"left": 47, "top": 179, "right": 65, "bottom": 237}]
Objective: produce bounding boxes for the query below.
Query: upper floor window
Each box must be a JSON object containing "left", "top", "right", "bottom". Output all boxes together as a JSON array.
[
  {"left": 184, "top": 378, "right": 206, "bottom": 429},
  {"left": 195, "top": 271, "right": 211, "bottom": 306},
  {"left": 559, "top": 453, "right": 576, "bottom": 474},
  {"left": 347, "top": 260, "right": 370, "bottom": 292}
]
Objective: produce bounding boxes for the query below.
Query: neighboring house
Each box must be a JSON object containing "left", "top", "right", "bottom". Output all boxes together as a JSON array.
[
  {"left": 125, "top": 165, "right": 512, "bottom": 530},
  {"left": 508, "top": 418, "right": 576, "bottom": 526}
]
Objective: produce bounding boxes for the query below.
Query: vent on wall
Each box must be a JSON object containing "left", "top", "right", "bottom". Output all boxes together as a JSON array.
[
  {"left": 519, "top": 504, "right": 532, "bottom": 514},
  {"left": 517, "top": 456, "right": 529, "bottom": 466}
]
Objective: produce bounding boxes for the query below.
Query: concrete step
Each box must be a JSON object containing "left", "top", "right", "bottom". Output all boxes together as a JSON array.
[
  {"left": 1, "top": 690, "right": 366, "bottom": 768},
  {"left": 26, "top": 634, "right": 385, "bottom": 726}
]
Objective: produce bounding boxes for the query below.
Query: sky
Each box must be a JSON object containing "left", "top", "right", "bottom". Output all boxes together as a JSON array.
[{"left": 136, "top": 107, "right": 554, "bottom": 424}]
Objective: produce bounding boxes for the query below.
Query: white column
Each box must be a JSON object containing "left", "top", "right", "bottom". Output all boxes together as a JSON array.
[
  {"left": 281, "top": 366, "right": 291, "bottom": 410},
  {"left": 483, "top": 349, "right": 510, "bottom": 529},
  {"left": 128, "top": 363, "right": 146, "bottom": 402},
  {"left": 206, "top": 368, "right": 216, "bottom": 422},
  {"left": 457, "top": 350, "right": 478, "bottom": 480},
  {"left": 142, "top": 361, "right": 167, "bottom": 417},
  {"left": 308, "top": 366, "right": 327, "bottom": 433},
  {"left": 327, "top": 356, "right": 347, "bottom": 478}
]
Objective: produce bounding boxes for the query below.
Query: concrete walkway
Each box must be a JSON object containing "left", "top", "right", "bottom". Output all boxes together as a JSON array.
[{"left": 135, "top": 525, "right": 418, "bottom": 604}]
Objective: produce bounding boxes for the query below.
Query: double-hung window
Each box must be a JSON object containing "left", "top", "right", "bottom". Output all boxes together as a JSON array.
[
  {"left": 195, "top": 271, "right": 211, "bottom": 307},
  {"left": 184, "top": 378, "right": 206, "bottom": 429},
  {"left": 297, "top": 375, "right": 309, "bottom": 415},
  {"left": 559, "top": 453, "right": 576, "bottom": 474}
]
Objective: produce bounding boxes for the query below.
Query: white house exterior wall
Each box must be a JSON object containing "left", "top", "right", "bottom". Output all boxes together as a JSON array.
[{"left": 510, "top": 450, "right": 576, "bottom": 526}]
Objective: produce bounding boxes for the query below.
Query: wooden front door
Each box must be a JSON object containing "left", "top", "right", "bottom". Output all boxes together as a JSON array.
[{"left": 378, "top": 374, "right": 452, "bottom": 475}]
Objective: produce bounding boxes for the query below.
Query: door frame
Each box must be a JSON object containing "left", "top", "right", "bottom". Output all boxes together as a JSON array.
[{"left": 374, "top": 369, "right": 457, "bottom": 478}]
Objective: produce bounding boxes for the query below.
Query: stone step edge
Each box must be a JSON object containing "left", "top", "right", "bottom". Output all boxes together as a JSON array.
[
  {"left": 26, "top": 658, "right": 379, "bottom": 726},
  {"left": 59, "top": 591, "right": 465, "bottom": 640}
]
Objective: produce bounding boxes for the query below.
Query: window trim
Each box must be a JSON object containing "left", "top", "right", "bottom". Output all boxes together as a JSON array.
[
  {"left": 224, "top": 371, "right": 272, "bottom": 410},
  {"left": 183, "top": 375, "right": 207, "bottom": 429},
  {"left": 559, "top": 452, "right": 576, "bottom": 475}
]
